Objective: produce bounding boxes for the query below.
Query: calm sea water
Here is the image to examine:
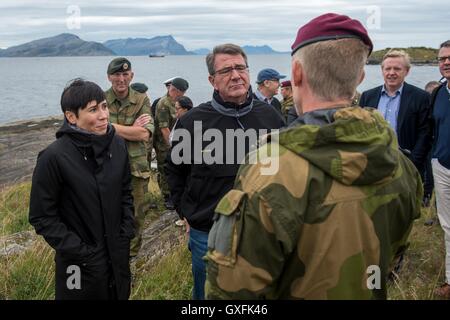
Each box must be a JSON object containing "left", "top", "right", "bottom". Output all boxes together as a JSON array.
[{"left": 0, "top": 55, "right": 442, "bottom": 125}]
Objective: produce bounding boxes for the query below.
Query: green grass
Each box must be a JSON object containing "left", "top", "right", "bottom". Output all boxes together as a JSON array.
[
  {"left": 387, "top": 198, "right": 446, "bottom": 300},
  {"left": 0, "top": 183, "right": 32, "bottom": 236},
  {"left": 0, "top": 181, "right": 447, "bottom": 300},
  {"left": 0, "top": 239, "right": 55, "bottom": 300},
  {"left": 131, "top": 244, "right": 192, "bottom": 300}
]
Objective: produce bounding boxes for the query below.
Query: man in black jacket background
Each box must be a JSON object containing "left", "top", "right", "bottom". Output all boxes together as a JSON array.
[{"left": 166, "top": 44, "right": 285, "bottom": 300}]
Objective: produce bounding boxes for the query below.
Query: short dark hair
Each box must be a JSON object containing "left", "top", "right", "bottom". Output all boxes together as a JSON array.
[
  {"left": 425, "top": 80, "right": 441, "bottom": 92},
  {"left": 206, "top": 43, "right": 248, "bottom": 75},
  {"left": 440, "top": 40, "right": 450, "bottom": 48},
  {"left": 176, "top": 96, "right": 193, "bottom": 111},
  {"left": 60, "top": 78, "right": 105, "bottom": 116}
]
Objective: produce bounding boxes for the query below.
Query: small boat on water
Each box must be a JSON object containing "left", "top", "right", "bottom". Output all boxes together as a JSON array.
[{"left": 149, "top": 54, "right": 165, "bottom": 58}]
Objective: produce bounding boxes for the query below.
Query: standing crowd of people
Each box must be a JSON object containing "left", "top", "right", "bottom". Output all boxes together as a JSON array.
[{"left": 28, "top": 12, "right": 450, "bottom": 300}]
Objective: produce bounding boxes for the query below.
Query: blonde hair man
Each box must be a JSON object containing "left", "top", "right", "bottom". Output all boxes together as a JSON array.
[{"left": 360, "top": 48, "right": 431, "bottom": 173}]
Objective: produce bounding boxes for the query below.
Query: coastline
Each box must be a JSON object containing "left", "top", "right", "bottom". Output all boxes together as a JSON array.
[
  {"left": 0, "top": 116, "right": 63, "bottom": 188},
  {"left": 366, "top": 61, "right": 439, "bottom": 66}
]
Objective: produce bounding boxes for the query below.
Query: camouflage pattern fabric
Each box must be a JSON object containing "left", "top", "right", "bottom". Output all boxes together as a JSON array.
[
  {"left": 206, "top": 106, "right": 422, "bottom": 300},
  {"left": 351, "top": 91, "right": 361, "bottom": 107},
  {"left": 154, "top": 95, "right": 177, "bottom": 197},
  {"left": 105, "top": 87, "right": 154, "bottom": 179},
  {"left": 156, "top": 148, "right": 170, "bottom": 198},
  {"left": 129, "top": 176, "right": 149, "bottom": 257},
  {"left": 106, "top": 87, "right": 153, "bottom": 256},
  {"left": 281, "top": 96, "right": 294, "bottom": 121},
  {"left": 154, "top": 95, "right": 177, "bottom": 152}
]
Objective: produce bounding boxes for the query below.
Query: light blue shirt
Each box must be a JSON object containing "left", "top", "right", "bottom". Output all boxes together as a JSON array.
[
  {"left": 255, "top": 88, "right": 272, "bottom": 104},
  {"left": 378, "top": 84, "right": 404, "bottom": 132}
]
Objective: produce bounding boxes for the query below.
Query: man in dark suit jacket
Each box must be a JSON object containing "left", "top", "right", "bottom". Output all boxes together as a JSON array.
[
  {"left": 359, "top": 50, "right": 431, "bottom": 172},
  {"left": 253, "top": 68, "right": 286, "bottom": 116}
]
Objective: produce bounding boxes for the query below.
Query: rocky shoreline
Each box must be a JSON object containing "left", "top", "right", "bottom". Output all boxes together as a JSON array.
[{"left": 0, "top": 116, "right": 63, "bottom": 188}]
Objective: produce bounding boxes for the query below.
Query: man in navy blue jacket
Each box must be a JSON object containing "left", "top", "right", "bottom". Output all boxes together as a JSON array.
[
  {"left": 359, "top": 49, "right": 431, "bottom": 173},
  {"left": 431, "top": 40, "right": 450, "bottom": 299}
]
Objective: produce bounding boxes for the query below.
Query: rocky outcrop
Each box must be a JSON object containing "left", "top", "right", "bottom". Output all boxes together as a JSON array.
[
  {"left": 0, "top": 117, "right": 63, "bottom": 188},
  {"left": 134, "top": 210, "right": 186, "bottom": 269},
  {"left": 0, "top": 231, "right": 37, "bottom": 257}
]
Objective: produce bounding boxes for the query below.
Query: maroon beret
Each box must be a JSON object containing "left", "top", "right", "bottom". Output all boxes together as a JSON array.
[
  {"left": 280, "top": 80, "right": 292, "bottom": 88},
  {"left": 291, "top": 13, "right": 373, "bottom": 56}
]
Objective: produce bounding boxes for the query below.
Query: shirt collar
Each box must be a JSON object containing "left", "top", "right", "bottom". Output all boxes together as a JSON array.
[
  {"left": 255, "top": 88, "right": 271, "bottom": 104},
  {"left": 381, "top": 83, "right": 404, "bottom": 97},
  {"left": 108, "top": 86, "right": 137, "bottom": 104}
]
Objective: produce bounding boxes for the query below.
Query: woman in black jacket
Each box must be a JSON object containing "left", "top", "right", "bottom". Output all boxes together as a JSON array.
[{"left": 29, "top": 79, "right": 135, "bottom": 300}]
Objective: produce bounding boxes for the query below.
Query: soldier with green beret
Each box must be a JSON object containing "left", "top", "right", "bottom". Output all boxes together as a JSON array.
[
  {"left": 206, "top": 13, "right": 422, "bottom": 300},
  {"left": 105, "top": 57, "right": 154, "bottom": 257},
  {"left": 130, "top": 82, "right": 149, "bottom": 94},
  {"left": 154, "top": 77, "right": 189, "bottom": 210}
]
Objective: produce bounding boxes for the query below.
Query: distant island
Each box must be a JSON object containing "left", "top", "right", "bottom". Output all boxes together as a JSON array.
[
  {"left": 103, "top": 35, "right": 192, "bottom": 56},
  {"left": 0, "top": 33, "right": 285, "bottom": 57},
  {"left": 368, "top": 47, "right": 439, "bottom": 65},
  {"left": 0, "top": 34, "right": 439, "bottom": 60},
  {"left": 0, "top": 33, "right": 115, "bottom": 57}
]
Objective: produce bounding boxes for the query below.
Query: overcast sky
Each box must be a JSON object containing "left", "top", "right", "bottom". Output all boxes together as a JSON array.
[{"left": 1, "top": 0, "right": 448, "bottom": 51}]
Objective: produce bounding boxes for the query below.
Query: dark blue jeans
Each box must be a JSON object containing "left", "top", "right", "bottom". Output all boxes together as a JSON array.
[{"left": 188, "top": 227, "right": 209, "bottom": 300}]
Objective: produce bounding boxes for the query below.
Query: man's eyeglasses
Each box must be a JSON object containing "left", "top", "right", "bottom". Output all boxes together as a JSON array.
[
  {"left": 437, "top": 56, "right": 450, "bottom": 63},
  {"left": 213, "top": 65, "right": 248, "bottom": 76}
]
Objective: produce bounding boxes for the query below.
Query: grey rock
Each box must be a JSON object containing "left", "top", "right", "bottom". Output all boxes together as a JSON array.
[{"left": 0, "top": 231, "right": 37, "bottom": 257}]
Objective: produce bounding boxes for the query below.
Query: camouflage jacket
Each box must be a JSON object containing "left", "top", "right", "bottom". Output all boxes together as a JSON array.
[
  {"left": 281, "top": 95, "right": 294, "bottom": 117},
  {"left": 154, "top": 95, "right": 177, "bottom": 151},
  {"left": 105, "top": 87, "right": 154, "bottom": 178},
  {"left": 206, "top": 106, "right": 422, "bottom": 300}
]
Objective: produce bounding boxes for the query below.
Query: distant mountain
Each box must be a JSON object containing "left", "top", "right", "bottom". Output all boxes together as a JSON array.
[
  {"left": 192, "top": 48, "right": 210, "bottom": 55},
  {"left": 242, "top": 45, "right": 282, "bottom": 55},
  {"left": 103, "top": 35, "right": 192, "bottom": 56},
  {"left": 368, "top": 46, "right": 439, "bottom": 65},
  {"left": 0, "top": 33, "right": 114, "bottom": 57}
]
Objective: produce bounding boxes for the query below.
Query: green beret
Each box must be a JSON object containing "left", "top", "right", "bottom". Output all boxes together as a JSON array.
[
  {"left": 107, "top": 57, "right": 132, "bottom": 75},
  {"left": 171, "top": 77, "right": 189, "bottom": 92},
  {"left": 130, "top": 82, "right": 148, "bottom": 93}
]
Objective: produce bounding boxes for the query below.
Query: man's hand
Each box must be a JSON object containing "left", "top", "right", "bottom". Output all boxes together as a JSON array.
[
  {"left": 133, "top": 113, "right": 151, "bottom": 127},
  {"left": 184, "top": 218, "right": 190, "bottom": 234}
]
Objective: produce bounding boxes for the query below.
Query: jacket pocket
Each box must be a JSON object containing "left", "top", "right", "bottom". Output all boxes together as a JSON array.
[{"left": 207, "top": 189, "right": 246, "bottom": 267}]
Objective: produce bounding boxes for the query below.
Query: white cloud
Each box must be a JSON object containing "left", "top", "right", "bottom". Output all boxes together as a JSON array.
[{"left": 0, "top": 0, "right": 448, "bottom": 50}]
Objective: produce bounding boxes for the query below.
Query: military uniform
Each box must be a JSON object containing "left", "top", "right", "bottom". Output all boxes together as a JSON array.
[
  {"left": 105, "top": 87, "right": 154, "bottom": 256},
  {"left": 281, "top": 95, "right": 294, "bottom": 121},
  {"left": 206, "top": 106, "right": 422, "bottom": 299},
  {"left": 351, "top": 91, "right": 361, "bottom": 106},
  {"left": 154, "top": 94, "right": 177, "bottom": 200}
]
